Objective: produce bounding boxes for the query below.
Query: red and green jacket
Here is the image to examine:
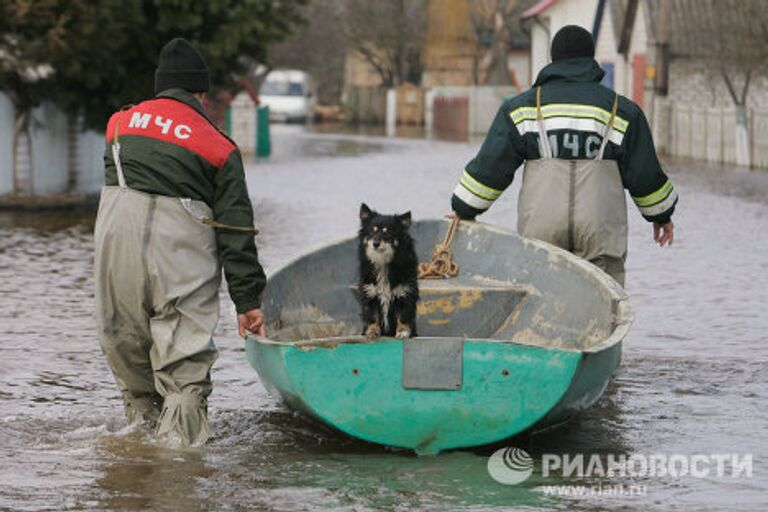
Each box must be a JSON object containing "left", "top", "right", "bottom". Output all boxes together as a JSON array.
[
  {"left": 452, "top": 58, "right": 678, "bottom": 224},
  {"left": 104, "top": 88, "right": 266, "bottom": 313}
]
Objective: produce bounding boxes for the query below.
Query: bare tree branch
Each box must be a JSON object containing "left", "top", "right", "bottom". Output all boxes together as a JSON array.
[{"left": 339, "top": 0, "right": 426, "bottom": 88}]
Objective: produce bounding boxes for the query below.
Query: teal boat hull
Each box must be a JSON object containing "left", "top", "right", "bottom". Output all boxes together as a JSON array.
[{"left": 246, "top": 220, "right": 632, "bottom": 454}]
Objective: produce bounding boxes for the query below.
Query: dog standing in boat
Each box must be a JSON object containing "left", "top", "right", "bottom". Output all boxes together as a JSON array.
[{"left": 358, "top": 203, "right": 419, "bottom": 338}]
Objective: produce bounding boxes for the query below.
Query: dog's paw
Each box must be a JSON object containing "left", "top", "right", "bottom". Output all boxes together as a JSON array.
[
  {"left": 364, "top": 323, "right": 382, "bottom": 338},
  {"left": 395, "top": 328, "right": 412, "bottom": 339}
]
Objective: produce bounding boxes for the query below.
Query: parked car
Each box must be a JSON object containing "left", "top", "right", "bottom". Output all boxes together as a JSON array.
[{"left": 258, "top": 70, "right": 315, "bottom": 123}]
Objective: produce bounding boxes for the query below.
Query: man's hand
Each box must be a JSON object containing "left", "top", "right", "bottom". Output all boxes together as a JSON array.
[
  {"left": 653, "top": 221, "right": 674, "bottom": 247},
  {"left": 237, "top": 308, "right": 266, "bottom": 337}
]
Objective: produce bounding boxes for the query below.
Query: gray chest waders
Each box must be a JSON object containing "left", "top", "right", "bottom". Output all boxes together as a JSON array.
[
  {"left": 94, "top": 115, "right": 244, "bottom": 446},
  {"left": 517, "top": 87, "right": 628, "bottom": 285}
]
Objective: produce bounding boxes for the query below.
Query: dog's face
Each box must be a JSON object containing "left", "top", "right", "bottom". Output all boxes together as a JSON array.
[{"left": 359, "top": 203, "right": 411, "bottom": 266}]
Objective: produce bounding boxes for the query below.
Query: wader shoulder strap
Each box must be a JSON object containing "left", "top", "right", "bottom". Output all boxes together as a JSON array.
[
  {"left": 535, "top": 86, "right": 554, "bottom": 159},
  {"left": 597, "top": 94, "right": 619, "bottom": 160},
  {"left": 112, "top": 116, "right": 127, "bottom": 188}
]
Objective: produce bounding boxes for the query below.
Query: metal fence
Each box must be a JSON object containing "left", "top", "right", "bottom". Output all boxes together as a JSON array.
[
  {"left": 426, "top": 86, "right": 513, "bottom": 138},
  {"left": 653, "top": 100, "right": 768, "bottom": 169},
  {"left": 433, "top": 96, "right": 469, "bottom": 141}
]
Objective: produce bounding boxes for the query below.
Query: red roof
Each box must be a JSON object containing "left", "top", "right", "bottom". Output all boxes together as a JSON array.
[{"left": 521, "top": 0, "right": 558, "bottom": 19}]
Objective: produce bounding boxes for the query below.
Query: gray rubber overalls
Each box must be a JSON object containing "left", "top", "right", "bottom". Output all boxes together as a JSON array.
[
  {"left": 94, "top": 125, "right": 222, "bottom": 446},
  {"left": 517, "top": 87, "right": 627, "bottom": 286}
]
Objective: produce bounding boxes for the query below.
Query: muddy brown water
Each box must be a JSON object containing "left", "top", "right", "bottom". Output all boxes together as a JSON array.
[{"left": 1, "top": 125, "right": 766, "bottom": 511}]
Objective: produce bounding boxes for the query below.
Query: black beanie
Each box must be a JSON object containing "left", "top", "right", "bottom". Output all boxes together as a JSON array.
[
  {"left": 550, "top": 25, "right": 595, "bottom": 62},
  {"left": 154, "top": 38, "right": 210, "bottom": 94}
]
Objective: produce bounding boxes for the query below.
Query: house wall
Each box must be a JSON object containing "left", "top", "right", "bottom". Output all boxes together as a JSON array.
[
  {"left": 344, "top": 53, "right": 384, "bottom": 89},
  {"left": 529, "top": 0, "right": 599, "bottom": 80},
  {"left": 594, "top": 3, "right": 627, "bottom": 95},
  {"left": 529, "top": 21, "right": 551, "bottom": 84},
  {"left": 422, "top": 0, "right": 476, "bottom": 87},
  {"left": 507, "top": 50, "right": 531, "bottom": 90},
  {"left": 627, "top": 0, "right": 649, "bottom": 108},
  {"left": 663, "top": 60, "right": 768, "bottom": 110},
  {"left": 595, "top": 0, "right": 651, "bottom": 103}
]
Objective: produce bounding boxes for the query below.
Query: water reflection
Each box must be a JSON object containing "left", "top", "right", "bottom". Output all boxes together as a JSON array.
[{"left": 96, "top": 434, "right": 214, "bottom": 511}]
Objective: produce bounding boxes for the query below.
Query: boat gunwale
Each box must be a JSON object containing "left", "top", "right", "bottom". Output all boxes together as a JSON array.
[
  {"left": 246, "top": 331, "right": 623, "bottom": 354},
  {"left": 258, "top": 219, "right": 633, "bottom": 354}
]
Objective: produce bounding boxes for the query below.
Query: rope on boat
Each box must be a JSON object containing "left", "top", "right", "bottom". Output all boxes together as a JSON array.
[{"left": 418, "top": 215, "right": 461, "bottom": 279}]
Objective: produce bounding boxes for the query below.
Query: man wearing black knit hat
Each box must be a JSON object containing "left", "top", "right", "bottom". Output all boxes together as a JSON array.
[
  {"left": 94, "top": 37, "right": 267, "bottom": 446},
  {"left": 451, "top": 25, "right": 677, "bottom": 286}
]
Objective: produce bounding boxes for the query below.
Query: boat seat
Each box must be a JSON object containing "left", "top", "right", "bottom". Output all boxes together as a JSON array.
[{"left": 349, "top": 275, "right": 536, "bottom": 339}]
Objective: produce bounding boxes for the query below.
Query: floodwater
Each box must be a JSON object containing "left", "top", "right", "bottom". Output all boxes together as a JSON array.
[{"left": 1, "top": 124, "right": 766, "bottom": 511}]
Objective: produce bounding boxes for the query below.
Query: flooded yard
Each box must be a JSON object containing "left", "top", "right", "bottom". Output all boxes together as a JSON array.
[{"left": 0, "top": 125, "right": 766, "bottom": 511}]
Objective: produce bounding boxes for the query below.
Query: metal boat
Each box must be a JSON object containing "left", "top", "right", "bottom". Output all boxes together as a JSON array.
[{"left": 245, "top": 220, "right": 633, "bottom": 454}]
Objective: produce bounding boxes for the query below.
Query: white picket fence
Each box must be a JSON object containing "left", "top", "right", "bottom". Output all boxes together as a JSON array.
[{"left": 653, "top": 99, "right": 768, "bottom": 168}]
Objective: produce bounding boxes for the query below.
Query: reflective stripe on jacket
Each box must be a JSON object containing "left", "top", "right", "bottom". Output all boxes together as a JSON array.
[{"left": 451, "top": 58, "right": 678, "bottom": 224}]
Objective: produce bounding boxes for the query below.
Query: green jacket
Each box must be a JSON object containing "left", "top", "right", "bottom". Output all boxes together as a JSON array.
[
  {"left": 452, "top": 58, "right": 678, "bottom": 224},
  {"left": 103, "top": 88, "right": 266, "bottom": 313}
]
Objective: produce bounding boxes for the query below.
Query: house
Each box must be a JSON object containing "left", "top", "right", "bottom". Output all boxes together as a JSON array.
[
  {"left": 422, "top": 0, "right": 533, "bottom": 90},
  {"left": 522, "top": 0, "right": 599, "bottom": 83},
  {"left": 524, "top": 0, "right": 651, "bottom": 107},
  {"left": 594, "top": 0, "right": 650, "bottom": 108},
  {"left": 525, "top": 0, "right": 768, "bottom": 168},
  {"left": 614, "top": 0, "right": 768, "bottom": 167}
]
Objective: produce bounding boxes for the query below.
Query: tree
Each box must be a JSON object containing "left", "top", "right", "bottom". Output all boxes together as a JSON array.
[
  {"left": 268, "top": 0, "right": 347, "bottom": 104},
  {"left": 57, "top": 0, "right": 307, "bottom": 128},
  {"left": 0, "top": 0, "right": 306, "bottom": 193},
  {"left": 340, "top": 0, "right": 427, "bottom": 87},
  {"left": 469, "top": 0, "right": 517, "bottom": 86}
]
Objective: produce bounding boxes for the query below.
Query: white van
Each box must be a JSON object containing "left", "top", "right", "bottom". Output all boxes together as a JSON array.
[{"left": 258, "top": 70, "right": 315, "bottom": 123}]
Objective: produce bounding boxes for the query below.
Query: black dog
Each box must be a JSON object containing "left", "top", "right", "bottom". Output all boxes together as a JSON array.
[{"left": 358, "top": 203, "right": 419, "bottom": 338}]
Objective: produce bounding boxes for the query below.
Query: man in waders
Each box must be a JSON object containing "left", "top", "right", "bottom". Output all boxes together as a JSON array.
[
  {"left": 451, "top": 25, "right": 677, "bottom": 286},
  {"left": 94, "top": 38, "right": 267, "bottom": 446}
]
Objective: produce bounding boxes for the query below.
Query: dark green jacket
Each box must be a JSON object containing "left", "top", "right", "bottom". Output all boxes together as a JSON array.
[
  {"left": 104, "top": 88, "right": 266, "bottom": 313},
  {"left": 452, "top": 58, "right": 678, "bottom": 224}
]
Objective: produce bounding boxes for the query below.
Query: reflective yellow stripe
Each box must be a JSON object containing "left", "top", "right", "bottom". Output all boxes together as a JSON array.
[
  {"left": 633, "top": 180, "right": 673, "bottom": 207},
  {"left": 512, "top": 112, "right": 629, "bottom": 133},
  {"left": 510, "top": 104, "right": 629, "bottom": 132},
  {"left": 460, "top": 170, "right": 502, "bottom": 201},
  {"left": 459, "top": 180, "right": 498, "bottom": 201}
]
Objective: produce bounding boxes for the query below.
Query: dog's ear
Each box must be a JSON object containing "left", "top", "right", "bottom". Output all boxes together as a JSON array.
[
  {"left": 398, "top": 211, "right": 412, "bottom": 229},
  {"left": 360, "top": 203, "right": 374, "bottom": 224}
]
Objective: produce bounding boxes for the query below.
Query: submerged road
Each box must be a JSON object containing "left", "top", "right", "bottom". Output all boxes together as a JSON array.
[{"left": 0, "top": 124, "right": 766, "bottom": 511}]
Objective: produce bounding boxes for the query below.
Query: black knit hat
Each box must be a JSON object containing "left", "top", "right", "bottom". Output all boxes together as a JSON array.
[
  {"left": 550, "top": 25, "right": 595, "bottom": 62},
  {"left": 154, "top": 38, "right": 210, "bottom": 94}
]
